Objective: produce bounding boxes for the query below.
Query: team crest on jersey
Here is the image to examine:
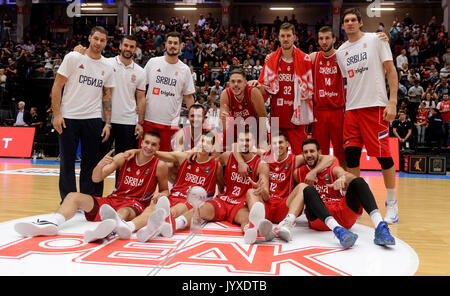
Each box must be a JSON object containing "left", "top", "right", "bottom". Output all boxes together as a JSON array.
[
  {"left": 127, "top": 167, "right": 131, "bottom": 172},
  {"left": 101, "top": 70, "right": 104, "bottom": 76},
  {"left": 131, "top": 73, "right": 136, "bottom": 82},
  {"left": 79, "top": 64, "right": 84, "bottom": 69},
  {"left": 136, "top": 169, "right": 140, "bottom": 175},
  {"left": 196, "top": 167, "right": 200, "bottom": 173}
]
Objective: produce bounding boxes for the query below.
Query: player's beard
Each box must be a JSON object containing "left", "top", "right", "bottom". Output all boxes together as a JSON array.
[
  {"left": 321, "top": 43, "right": 334, "bottom": 53},
  {"left": 166, "top": 48, "right": 179, "bottom": 56},
  {"left": 121, "top": 50, "right": 133, "bottom": 59}
]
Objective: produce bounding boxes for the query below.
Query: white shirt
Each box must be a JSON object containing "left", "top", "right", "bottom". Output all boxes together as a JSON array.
[
  {"left": 105, "top": 56, "right": 146, "bottom": 125},
  {"left": 396, "top": 54, "right": 408, "bottom": 69},
  {"left": 57, "top": 52, "right": 115, "bottom": 119},
  {"left": 144, "top": 56, "right": 195, "bottom": 126},
  {"left": 336, "top": 33, "right": 393, "bottom": 111}
]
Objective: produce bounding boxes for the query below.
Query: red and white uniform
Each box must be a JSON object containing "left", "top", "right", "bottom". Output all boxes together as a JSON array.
[
  {"left": 336, "top": 33, "right": 393, "bottom": 157},
  {"left": 312, "top": 51, "right": 346, "bottom": 161},
  {"left": 270, "top": 58, "right": 308, "bottom": 155},
  {"left": 179, "top": 124, "right": 213, "bottom": 151},
  {"left": 169, "top": 157, "right": 218, "bottom": 209},
  {"left": 263, "top": 153, "right": 296, "bottom": 223},
  {"left": 223, "top": 85, "right": 258, "bottom": 150},
  {"left": 207, "top": 153, "right": 261, "bottom": 224},
  {"left": 85, "top": 155, "right": 160, "bottom": 222},
  {"left": 296, "top": 164, "right": 362, "bottom": 231}
]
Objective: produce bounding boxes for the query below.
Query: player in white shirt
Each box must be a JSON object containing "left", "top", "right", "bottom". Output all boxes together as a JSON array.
[
  {"left": 335, "top": 8, "right": 399, "bottom": 224},
  {"left": 51, "top": 26, "right": 116, "bottom": 201},
  {"left": 143, "top": 31, "right": 195, "bottom": 151},
  {"left": 73, "top": 35, "right": 147, "bottom": 185}
]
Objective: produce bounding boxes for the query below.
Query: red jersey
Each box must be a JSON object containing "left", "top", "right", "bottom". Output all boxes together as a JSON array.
[
  {"left": 226, "top": 85, "right": 256, "bottom": 124},
  {"left": 416, "top": 108, "right": 429, "bottom": 124},
  {"left": 296, "top": 164, "right": 342, "bottom": 203},
  {"left": 439, "top": 100, "right": 450, "bottom": 122},
  {"left": 110, "top": 155, "right": 160, "bottom": 207},
  {"left": 313, "top": 51, "right": 346, "bottom": 110},
  {"left": 180, "top": 124, "right": 212, "bottom": 151},
  {"left": 170, "top": 157, "right": 218, "bottom": 199},
  {"left": 270, "top": 58, "right": 296, "bottom": 129},
  {"left": 263, "top": 152, "right": 295, "bottom": 199},
  {"left": 218, "top": 153, "right": 261, "bottom": 204}
]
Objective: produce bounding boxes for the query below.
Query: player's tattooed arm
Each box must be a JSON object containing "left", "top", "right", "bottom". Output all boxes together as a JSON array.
[{"left": 101, "top": 87, "right": 112, "bottom": 142}]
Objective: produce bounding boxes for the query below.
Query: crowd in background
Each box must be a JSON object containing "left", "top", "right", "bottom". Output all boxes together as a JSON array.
[{"left": 1, "top": 9, "right": 449, "bottom": 158}]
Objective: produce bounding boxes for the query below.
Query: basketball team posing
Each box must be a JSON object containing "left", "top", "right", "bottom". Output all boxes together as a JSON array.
[{"left": 15, "top": 8, "right": 397, "bottom": 250}]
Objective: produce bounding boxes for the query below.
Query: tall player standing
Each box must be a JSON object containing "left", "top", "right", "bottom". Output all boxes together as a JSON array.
[
  {"left": 251, "top": 22, "right": 314, "bottom": 155},
  {"left": 50, "top": 26, "right": 115, "bottom": 201},
  {"left": 335, "top": 8, "right": 399, "bottom": 224},
  {"left": 143, "top": 31, "right": 195, "bottom": 151}
]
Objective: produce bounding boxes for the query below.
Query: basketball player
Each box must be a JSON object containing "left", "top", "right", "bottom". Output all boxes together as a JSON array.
[
  {"left": 234, "top": 132, "right": 336, "bottom": 242},
  {"left": 174, "top": 129, "right": 272, "bottom": 244},
  {"left": 73, "top": 35, "right": 146, "bottom": 186},
  {"left": 294, "top": 138, "right": 395, "bottom": 249},
  {"left": 310, "top": 27, "right": 389, "bottom": 168},
  {"left": 143, "top": 31, "right": 195, "bottom": 151},
  {"left": 50, "top": 26, "right": 116, "bottom": 201},
  {"left": 14, "top": 131, "right": 169, "bottom": 243},
  {"left": 250, "top": 22, "right": 314, "bottom": 155},
  {"left": 220, "top": 68, "right": 267, "bottom": 151},
  {"left": 130, "top": 132, "right": 222, "bottom": 242},
  {"left": 335, "top": 8, "right": 399, "bottom": 224}
]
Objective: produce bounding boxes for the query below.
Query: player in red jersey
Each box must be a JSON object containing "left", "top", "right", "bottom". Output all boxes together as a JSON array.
[
  {"left": 250, "top": 22, "right": 313, "bottom": 155},
  {"left": 106, "top": 132, "right": 222, "bottom": 242},
  {"left": 234, "top": 132, "right": 336, "bottom": 242},
  {"left": 14, "top": 131, "right": 169, "bottom": 243},
  {"left": 169, "top": 104, "right": 219, "bottom": 182},
  {"left": 180, "top": 129, "right": 271, "bottom": 244},
  {"left": 294, "top": 138, "right": 395, "bottom": 249},
  {"left": 310, "top": 26, "right": 346, "bottom": 167},
  {"left": 220, "top": 68, "right": 268, "bottom": 151}
]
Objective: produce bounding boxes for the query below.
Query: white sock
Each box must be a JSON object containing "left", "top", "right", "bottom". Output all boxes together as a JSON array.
[
  {"left": 386, "top": 188, "right": 396, "bottom": 203},
  {"left": 285, "top": 214, "right": 296, "bottom": 224},
  {"left": 125, "top": 221, "right": 136, "bottom": 233},
  {"left": 324, "top": 216, "right": 340, "bottom": 231},
  {"left": 47, "top": 213, "right": 66, "bottom": 226},
  {"left": 369, "top": 209, "right": 384, "bottom": 228},
  {"left": 175, "top": 216, "right": 188, "bottom": 230}
]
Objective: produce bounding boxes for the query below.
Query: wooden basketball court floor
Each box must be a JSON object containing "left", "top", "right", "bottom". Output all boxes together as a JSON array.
[{"left": 0, "top": 157, "right": 448, "bottom": 276}]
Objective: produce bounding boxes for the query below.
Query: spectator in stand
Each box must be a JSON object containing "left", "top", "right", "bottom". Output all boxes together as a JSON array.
[
  {"left": 183, "top": 39, "right": 194, "bottom": 66},
  {"left": 434, "top": 76, "right": 450, "bottom": 100},
  {"left": 437, "top": 93, "right": 450, "bottom": 147},
  {"left": 415, "top": 102, "right": 429, "bottom": 146},
  {"left": 13, "top": 101, "right": 32, "bottom": 127},
  {"left": 408, "top": 40, "right": 419, "bottom": 67},
  {"left": 392, "top": 110, "right": 413, "bottom": 151},
  {"left": 396, "top": 49, "right": 408, "bottom": 71},
  {"left": 440, "top": 63, "right": 450, "bottom": 79},
  {"left": 426, "top": 108, "right": 443, "bottom": 148}
]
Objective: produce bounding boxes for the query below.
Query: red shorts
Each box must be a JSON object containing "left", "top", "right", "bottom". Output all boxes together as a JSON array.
[
  {"left": 280, "top": 126, "right": 308, "bottom": 155},
  {"left": 169, "top": 195, "right": 193, "bottom": 211},
  {"left": 343, "top": 107, "right": 391, "bottom": 157},
  {"left": 312, "top": 108, "right": 345, "bottom": 162},
  {"left": 207, "top": 196, "right": 247, "bottom": 224},
  {"left": 264, "top": 197, "right": 289, "bottom": 224},
  {"left": 142, "top": 121, "right": 178, "bottom": 152},
  {"left": 85, "top": 195, "right": 149, "bottom": 222},
  {"left": 306, "top": 196, "right": 363, "bottom": 231}
]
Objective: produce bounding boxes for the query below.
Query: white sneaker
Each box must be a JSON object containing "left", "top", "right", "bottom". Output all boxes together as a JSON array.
[
  {"left": 136, "top": 208, "right": 166, "bottom": 243},
  {"left": 258, "top": 219, "right": 275, "bottom": 242},
  {"left": 244, "top": 202, "right": 265, "bottom": 244},
  {"left": 14, "top": 219, "right": 58, "bottom": 237},
  {"left": 99, "top": 204, "right": 132, "bottom": 240},
  {"left": 155, "top": 196, "right": 175, "bottom": 238},
  {"left": 84, "top": 219, "right": 116, "bottom": 243},
  {"left": 276, "top": 218, "right": 295, "bottom": 242},
  {"left": 384, "top": 200, "right": 399, "bottom": 224}
]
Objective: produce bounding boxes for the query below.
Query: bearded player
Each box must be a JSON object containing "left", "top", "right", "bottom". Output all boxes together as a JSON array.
[{"left": 295, "top": 138, "right": 395, "bottom": 249}]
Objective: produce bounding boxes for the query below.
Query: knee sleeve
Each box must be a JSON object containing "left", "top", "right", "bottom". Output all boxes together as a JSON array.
[
  {"left": 345, "top": 147, "right": 362, "bottom": 168},
  {"left": 376, "top": 157, "right": 394, "bottom": 170}
]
